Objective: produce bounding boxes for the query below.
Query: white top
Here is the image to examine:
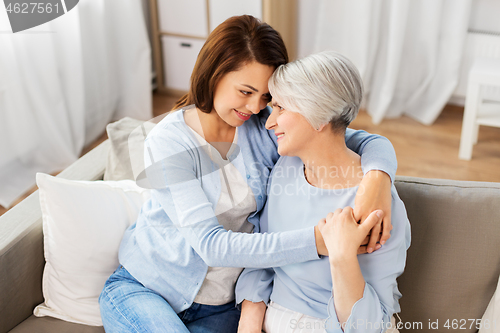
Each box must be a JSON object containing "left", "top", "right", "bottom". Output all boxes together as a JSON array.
[{"left": 190, "top": 128, "right": 257, "bottom": 305}]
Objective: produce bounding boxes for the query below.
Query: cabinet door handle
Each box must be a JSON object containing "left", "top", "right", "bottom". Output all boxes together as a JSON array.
[{"left": 180, "top": 43, "right": 192, "bottom": 48}]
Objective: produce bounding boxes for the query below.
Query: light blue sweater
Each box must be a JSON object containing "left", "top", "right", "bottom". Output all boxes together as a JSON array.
[
  {"left": 235, "top": 156, "right": 411, "bottom": 333},
  {"left": 118, "top": 106, "right": 398, "bottom": 314}
]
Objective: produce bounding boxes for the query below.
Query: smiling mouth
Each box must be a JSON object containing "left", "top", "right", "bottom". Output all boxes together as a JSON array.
[
  {"left": 235, "top": 109, "right": 252, "bottom": 120},
  {"left": 276, "top": 133, "right": 284, "bottom": 141}
]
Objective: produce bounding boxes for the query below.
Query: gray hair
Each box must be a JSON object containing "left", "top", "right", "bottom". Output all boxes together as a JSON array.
[{"left": 268, "top": 51, "right": 363, "bottom": 131}]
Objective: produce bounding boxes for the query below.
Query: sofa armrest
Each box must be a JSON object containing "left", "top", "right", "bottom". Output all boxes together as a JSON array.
[{"left": 0, "top": 140, "right": 110, "bottom": 333}]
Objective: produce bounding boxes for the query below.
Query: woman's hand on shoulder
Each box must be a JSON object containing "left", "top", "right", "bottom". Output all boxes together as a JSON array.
[{"left": 354, "top": 170, "right": 393, "bottom": 253}]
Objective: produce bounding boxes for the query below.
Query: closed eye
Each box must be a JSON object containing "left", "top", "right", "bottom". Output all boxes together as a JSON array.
[{"left": 272, "top": 102, "right": 284, "bottom": 111}]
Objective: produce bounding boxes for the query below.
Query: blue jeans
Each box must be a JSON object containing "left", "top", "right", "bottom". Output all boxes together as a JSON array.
[{"left": 99, "top": 266, "right": 240, "bottom": 333}]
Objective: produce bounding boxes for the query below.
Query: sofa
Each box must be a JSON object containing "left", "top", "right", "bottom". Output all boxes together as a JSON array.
[{"left": 1, "top": 120, "right": 500, "bottom": 333}]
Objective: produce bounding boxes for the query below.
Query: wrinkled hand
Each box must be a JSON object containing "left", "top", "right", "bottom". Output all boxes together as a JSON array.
[
  {"left": 318, "top": 207, "right": 383, "bottom": 260},
  {"left": 317, "top": 220, "right": 376, "bottom": 255},
  {"left": 359, "top": 233, "right": 382, "bottom": 254},
  {"left": 354, "top": 170, "right": 393, "bottom": 253}
]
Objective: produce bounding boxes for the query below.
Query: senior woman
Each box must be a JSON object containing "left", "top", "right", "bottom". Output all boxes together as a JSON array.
[{"left": 236, "top": 51, "right": 411, "bottom": 333}]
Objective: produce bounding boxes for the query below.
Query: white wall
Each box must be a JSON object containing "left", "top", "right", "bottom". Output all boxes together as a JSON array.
[{"left": 469, "top": 0, "right": 500, "bottom": 33}]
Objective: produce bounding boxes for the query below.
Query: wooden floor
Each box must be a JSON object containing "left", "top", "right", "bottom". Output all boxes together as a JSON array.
[
  {"left": 350, "top": 104, "right": 500, "bottom": 182},
  {"left": 1, "top": 94, "right": 499, "bottom": 217}
]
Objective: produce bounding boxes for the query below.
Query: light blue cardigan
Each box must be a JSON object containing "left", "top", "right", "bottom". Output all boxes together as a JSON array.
[
  {"left": 235, "top": 155, "right": 411, "bottom": 333},
  {"left": 118, "top": 106, "right": 397, "bottom": 314}
]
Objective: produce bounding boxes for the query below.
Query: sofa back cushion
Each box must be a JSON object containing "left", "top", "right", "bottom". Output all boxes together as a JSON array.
[
  {"left": 395, "top": 176, "right": 500, "bottom": 333},
  {"left": 103, "top": 116, "right": 162, "bottom": 181}
]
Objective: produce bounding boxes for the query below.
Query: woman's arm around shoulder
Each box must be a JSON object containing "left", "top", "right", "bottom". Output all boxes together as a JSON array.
[
  {"left": 344, "top": 129, "right": 397, "bottom": 182},
  {"left": 344, "top": 128, "right": 397, "bottom": 251},
  {"left": 144, "top": 127, "right": 321, "bottom": 268}
]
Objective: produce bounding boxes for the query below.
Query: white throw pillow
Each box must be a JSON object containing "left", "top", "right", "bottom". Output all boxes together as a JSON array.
[
  {"left": 34, "top": 173, "right": 151, "bottom": 326},
  {"left": 479, "top": 277, "right": 500, "bottom": 333}
]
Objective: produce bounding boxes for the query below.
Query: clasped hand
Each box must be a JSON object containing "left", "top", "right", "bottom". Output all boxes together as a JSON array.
[{"left": 318, "top": 207, "right": 384, "bottom": 259}]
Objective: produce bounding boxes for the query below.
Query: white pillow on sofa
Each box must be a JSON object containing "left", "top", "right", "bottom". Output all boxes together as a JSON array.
[
  {"left": 479, "top": 277, "right": 500, "bottom": 333},
  {"left": 34, "top": 173, "right": 151, "bottom": 326}
]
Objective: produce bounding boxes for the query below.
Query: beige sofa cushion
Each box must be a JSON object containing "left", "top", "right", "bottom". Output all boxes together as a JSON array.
[
  {"left": 103, "top": 116, "right": 159, "bottom": 181},
  {"left": 103, "top": 117, "right": 148, "bottom": 181},
  {"left": 394, "top": 176, "right": 500, "bottom": 333},
  {"left": 9, "top": 316, "right": 104, "bottom": 333}
]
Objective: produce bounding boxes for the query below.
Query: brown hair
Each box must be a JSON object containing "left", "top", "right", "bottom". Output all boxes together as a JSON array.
[{"left": 172, "top": 15, "right": 289, "bottom": 113}]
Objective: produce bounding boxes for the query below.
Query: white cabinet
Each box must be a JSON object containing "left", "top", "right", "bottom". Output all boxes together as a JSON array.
[
  {"left": 157, "top": 0, "right": 263, "bottom": 92},
  {"left": 209, "top": 0, "right": 262, "bottom": 32},
  {"left": 157, "top": 0, "right": 208, "bottom": 38},
  {"left": 150, "top": 0, "right": 296, "bottom": 93},
  {"left": 161, "top": 36, "right": 204, "bottom": 91}
]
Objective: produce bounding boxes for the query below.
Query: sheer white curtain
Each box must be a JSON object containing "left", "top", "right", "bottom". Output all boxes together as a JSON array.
[
  {"left": 298, "top": 0, "right": 472, "bottom": 125},
  {"left": 0, "top": 0, "right": 152, "bottom": 207}
]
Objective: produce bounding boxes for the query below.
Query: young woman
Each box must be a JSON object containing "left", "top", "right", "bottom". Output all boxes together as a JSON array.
[
  {"left": 236, "top": 51, "right": 410, "bottom": 333},
  {"left": 99, "top": 16, "right": 397, "bottom": 333}
]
